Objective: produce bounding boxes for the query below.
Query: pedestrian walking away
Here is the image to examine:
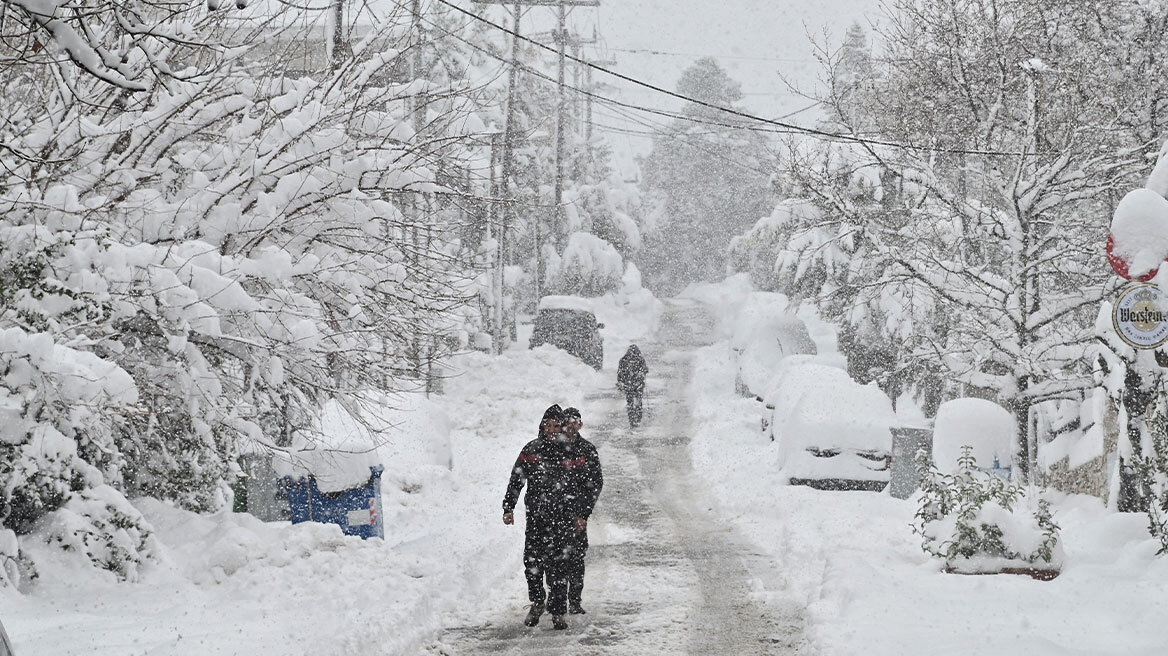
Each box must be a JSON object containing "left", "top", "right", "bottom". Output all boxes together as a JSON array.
[
  {"left": 617, "top": 344, "right": 649, "bottom": 427},
  {"left": 502, "top": 404, "right": 575, "bottom": 630},
  {"left": 560, "top": 407, "right": 603, "bottom": 615}
]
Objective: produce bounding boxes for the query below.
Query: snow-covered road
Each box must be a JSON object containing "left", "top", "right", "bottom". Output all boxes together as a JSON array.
[{"left": 426, "top": 301, "right": 805, "bottom": 654}]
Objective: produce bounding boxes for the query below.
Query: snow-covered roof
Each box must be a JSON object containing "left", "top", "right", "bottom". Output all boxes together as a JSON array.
[
  {"left": 933, "top": 398, "right": 1015, "bottom": 473},
  {"left": 537, "top": 295, "right": 597, "bottom": 314}
]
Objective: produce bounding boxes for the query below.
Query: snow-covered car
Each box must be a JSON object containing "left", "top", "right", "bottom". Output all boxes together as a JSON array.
[
  {"left": 758, "top": 356, "right": 850, "bottom": 438},
  {"left": 530, "top": 296, "right": 604, "bottom": 370},
  {"left": 774, "top": 369, "right": 895, "bottom": 491},
  {"left": 730, "top": 294, "right": 817, "bottom": 397}
]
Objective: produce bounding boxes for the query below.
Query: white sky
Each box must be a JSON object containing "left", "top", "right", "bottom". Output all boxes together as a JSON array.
[{"left": 590, "top": 0, "right": 883, "bottom": 177}]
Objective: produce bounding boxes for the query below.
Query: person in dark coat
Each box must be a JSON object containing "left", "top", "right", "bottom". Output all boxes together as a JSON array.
[
  {"left": 560, "top": 406, "right": 603, "bottom": 614},
  {"left": 502, "top": 404, "right": 575, "bottom": 630},
  {"left": 617, "top": 344, "right": 649, "bottom": 426}
]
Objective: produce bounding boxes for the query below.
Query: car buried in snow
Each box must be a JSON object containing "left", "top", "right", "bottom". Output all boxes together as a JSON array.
[
  {"left": 529, "top": 296, "right": 604, "bottom": 370},
  {"left": 729, "top": 294, "right": 818, "bottom": 398},
  {"left": 770, "top": 361, "right": 895, "bottom": 492}
]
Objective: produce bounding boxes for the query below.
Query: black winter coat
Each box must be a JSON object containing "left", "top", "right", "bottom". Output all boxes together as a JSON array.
[
  {"left": 563, "top": 436, "right": 603, "bottom": 520},
  {"left": 503, "top": 436, "right": 603, "bottom": 523},
  {"left": 617, "top": 347, "right": 648, "bottom": 391}
]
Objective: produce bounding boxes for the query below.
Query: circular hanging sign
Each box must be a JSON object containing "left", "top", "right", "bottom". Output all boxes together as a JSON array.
[
  {"left": 1107, "top": 234, "right": 1159, "bottom": 281},
  {"left": 1112, "top": 283, "right": 1168, "bottom": 349}
]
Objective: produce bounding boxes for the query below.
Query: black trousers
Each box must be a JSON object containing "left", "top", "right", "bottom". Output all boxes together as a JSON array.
[
  {"left": 566, "top": 530, "right": 588, "bottom": 605},
  {"left": 625, "top": 389, "right": 643, "bottom": 426},
  {"left": 523, "top": 520, "right": 575, "bottom": 616}
]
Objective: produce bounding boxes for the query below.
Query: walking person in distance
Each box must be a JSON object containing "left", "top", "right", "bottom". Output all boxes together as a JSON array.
[{"left": 617, "top": 344, "right": 649, "bottom": 427}]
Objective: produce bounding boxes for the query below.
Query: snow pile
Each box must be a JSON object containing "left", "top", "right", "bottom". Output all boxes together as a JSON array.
[
  {"left": 272, "top": 391, "right": 454, "bottom": 497},
  {"left": 272, "top": 401, "right": 384, "bottom": 494},
  {"left": 932, "top": 398, "right": 1015, "bottom": 473}
]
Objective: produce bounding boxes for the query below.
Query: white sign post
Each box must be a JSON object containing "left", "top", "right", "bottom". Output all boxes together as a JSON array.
[{"left": 1112, "top": 283, "right": 1168, "bottom": 349}]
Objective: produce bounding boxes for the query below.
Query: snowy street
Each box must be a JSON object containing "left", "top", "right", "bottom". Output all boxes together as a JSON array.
[
  {"left": 12, "top": 1, "right": 1168, "bottom": 654},
  {"left": 428, "top": 301, "right": 804, "bottom": 654}
]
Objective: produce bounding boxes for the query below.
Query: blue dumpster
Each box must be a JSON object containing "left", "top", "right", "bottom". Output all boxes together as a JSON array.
[{"left": 283, "top": 465, "right": 384, "bottom": 539}]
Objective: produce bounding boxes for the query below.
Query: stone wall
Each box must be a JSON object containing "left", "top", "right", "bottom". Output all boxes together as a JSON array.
[{"left": 1039, "top": 401, "right": 1118, "bottom": 501}]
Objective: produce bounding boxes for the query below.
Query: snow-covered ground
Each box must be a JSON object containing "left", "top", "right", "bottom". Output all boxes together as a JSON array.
[
  {"left": 0, "top": 292, "right": 640, "bottom": 656},
  {"left": 5, "top": 277, "right": 1168, "bottom": 655},
  {"left": 684, "top": 280, "right": 1168, "bottom": 656}
]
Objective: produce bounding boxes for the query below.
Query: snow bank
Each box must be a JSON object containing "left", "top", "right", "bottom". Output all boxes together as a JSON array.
[{"left": 933, "top": 398, "right": 1015, "bottom": 473}]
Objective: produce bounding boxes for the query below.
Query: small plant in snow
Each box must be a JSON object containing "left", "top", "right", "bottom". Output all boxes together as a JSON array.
[{"left": 913, "top": 446, "right": 1061, "bottom": 572}]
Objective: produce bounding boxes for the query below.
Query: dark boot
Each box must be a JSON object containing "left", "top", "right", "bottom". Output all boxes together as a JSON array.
[
  {"left": 551, "top": 615, "right": 568, "bottom": 630},
  {"left": 568, "top": 602, "right": 586, "bottom": 614},
  {"left": 523, "top": 603, "right": 544, "bottom": 627}
]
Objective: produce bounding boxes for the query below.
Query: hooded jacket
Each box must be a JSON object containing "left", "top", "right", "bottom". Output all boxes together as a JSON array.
[{"left": 617, "top": 345, "right": 649, "bottom": 391}]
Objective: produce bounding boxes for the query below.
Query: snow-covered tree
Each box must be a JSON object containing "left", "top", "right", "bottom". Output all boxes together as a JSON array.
[
  {"left": 0, "top": 2, "right": 492, "bottom": 579},
  {"left": 639, "top": 57, "right": 774, "bottom": 296},
  {"left": 751, "top": 1, "right": 1168, "bottom": 478}
]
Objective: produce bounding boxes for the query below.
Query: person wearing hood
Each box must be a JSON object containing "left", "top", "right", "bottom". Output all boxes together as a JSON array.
[
  {"left": 617, "top": 344, "right": 649, "bottom": 427},
  {"left": 502, "top": 404, "right": 576, "bottom": 630},
  {"left": 560, "top": 407, "right": 603, "bottom": 614}
]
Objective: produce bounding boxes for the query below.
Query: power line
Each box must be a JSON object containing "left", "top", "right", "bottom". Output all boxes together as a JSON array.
[
  {"left": 432, "top": 0, "right": 1044, "bottom": 157},
  {"left": 604, "top": 45, "right": 814, "bottom": 65}
]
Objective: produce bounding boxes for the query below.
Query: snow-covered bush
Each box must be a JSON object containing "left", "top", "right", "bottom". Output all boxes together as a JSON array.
[
  {"left": 548, "top": 232, "right": 624, "bottom": 296},
  {"left": 913, "top": 447, "right": 1062, "bottom": 573},
  {"left": 41, "top": 486, "right": 156, "bottom": 582}
]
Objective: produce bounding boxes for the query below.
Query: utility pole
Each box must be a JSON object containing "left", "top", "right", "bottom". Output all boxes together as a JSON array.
[
  {"left": 473, "top": 0, "right": 599, "bottom": 304},
  {"left": 548, "top": 1, "right": 567, "bottom": 297}
]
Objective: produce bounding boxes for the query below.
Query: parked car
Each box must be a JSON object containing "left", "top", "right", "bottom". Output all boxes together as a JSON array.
[
  {"left": 772, "top": 362, "right": 895, "bottom": 491},
  {"left": 759, "top": 355, "right": 849, "bottom": 438},
  {"left": 731, "top": 305, "right": 817, "bottom": 398},
  {"left": 529, "top": 296, "right": 604, "bottom": 370}
]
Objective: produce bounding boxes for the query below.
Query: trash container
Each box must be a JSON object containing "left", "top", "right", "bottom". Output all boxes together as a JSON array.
[
  {"left": 889, "top": 427, "right": 933, "bottom": 499},
  {"left": 283, "top": 465, "right": 384, "bottom": 539}
]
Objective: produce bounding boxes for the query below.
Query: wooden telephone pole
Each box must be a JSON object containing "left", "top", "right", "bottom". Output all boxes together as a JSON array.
[{"left": 472, "top": 0, "right": 599, "bottom": 309}]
